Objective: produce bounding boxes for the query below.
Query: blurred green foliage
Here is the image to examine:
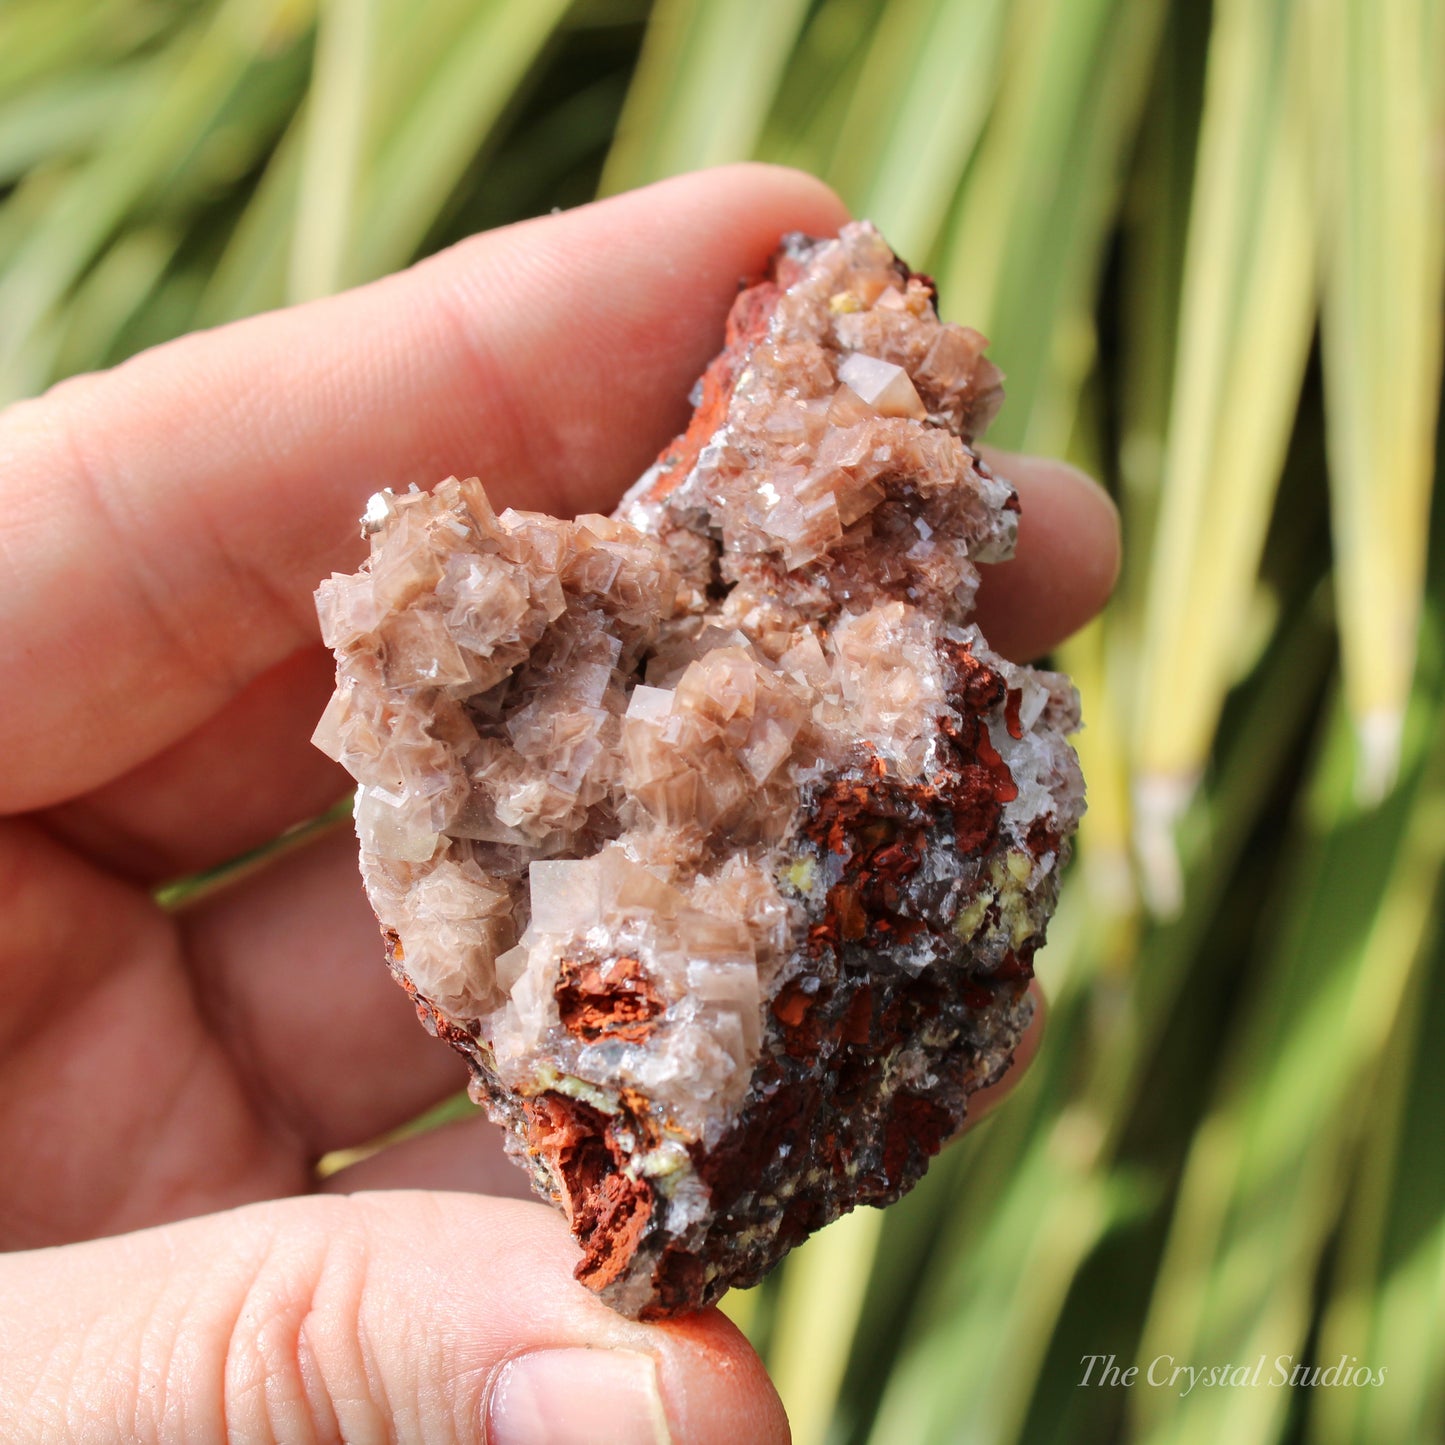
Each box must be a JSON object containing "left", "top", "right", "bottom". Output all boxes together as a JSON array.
[{"left": 3, "top": 0, "right": 1442, "bottom": 1441}]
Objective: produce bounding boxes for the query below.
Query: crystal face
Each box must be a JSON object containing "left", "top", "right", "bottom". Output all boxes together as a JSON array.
[{"left": 314, "top": 221, "right": 1085, "bottom": 1318}]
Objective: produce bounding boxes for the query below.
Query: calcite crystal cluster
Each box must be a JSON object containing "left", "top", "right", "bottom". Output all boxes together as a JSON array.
[{"left": 314, "top": 222, "right": 1084, "bottom": 1318}]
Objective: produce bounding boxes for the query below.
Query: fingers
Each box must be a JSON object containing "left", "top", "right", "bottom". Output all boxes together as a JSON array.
[
  {"left": 973, "top": 448, "right": 1120, "bottom": 661},
  {"left": 180, "top": 825, "right": 472, "bottom": 1155},
  {"left": 0, "top": 164, "right": 849, "bottom": 815},
  {"left": 0, "top": 820, "right": 305, "bottom": 1248},
  {"left": 39, "top": 645, "right": 348, "bottom": 882},
  {"left": 0, "top": 1190, "right": 789, "bottom": 1445}
]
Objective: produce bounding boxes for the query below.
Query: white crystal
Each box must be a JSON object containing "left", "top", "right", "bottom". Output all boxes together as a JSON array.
[
  {"left": 626, "top": 685, "right": 676, "bottom": 721},
  {"left": 837, "top": 352, "right": 927, "bottom": 420},
  {"left": 361, "top": 489, "right": 397, "bottom": 535},
  {"left": 355, "top": 784, "right": 439, "bottom": 863},
  {"left": 529, "top": 858, "right": 602, "bottom": 935}
]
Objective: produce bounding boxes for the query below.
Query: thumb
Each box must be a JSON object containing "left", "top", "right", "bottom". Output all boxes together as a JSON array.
[{"left": 0, "top": 1190, "right": 789, "bottom": 1444}]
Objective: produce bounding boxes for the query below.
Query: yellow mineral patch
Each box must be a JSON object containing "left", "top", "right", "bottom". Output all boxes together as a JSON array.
[
  {"left": 535, "top": 1066, "right": 620, "bottom": 1113},
  {"left": 634, "top": 1141, "right": 692, "bottom": 1180},
  {"left": 1008, "top": 901, "right": 1036, "bottom": 949},
  {"left": 783, "top": 856, "right": 819, "bottom": 893},
  {"left": 976, "top": 849, "right": 1037, "bottom": 949},
  {"left": 954, "top": 889, "right": 994, "bottom": 939}
]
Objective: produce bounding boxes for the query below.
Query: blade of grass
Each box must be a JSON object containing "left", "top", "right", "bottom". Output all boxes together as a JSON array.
[
  {"left": 599, "top": 0, "right": 813, "bottom": 192},
  {"left": 867, "top": 1147, "right": 1141, "bottom": 1445},
  {"left": 1308, "top": 941, "right": 1445, "bottom": 1445},
  {"left": 933, "top": 0, "right": 1166, "bottom": 455},
  {"left": 0, "top": 63, "right": 153, "bottom": 183},
  {"left": 315, "top": 1087, "right": 475, "bottom": 1176},
  {"left": 0, "top": 0, "right": 173, "bottom": 100},
  {"left": 197, "top": 104, "right": 309, "bottom": 324},
  {"left": 49, "top": 224, "right": 182, "bottom": 379},
  {"left": 1113, "top": 0, "right": 1208, "bottom": 648},
  {"left": 289, "top": 0, "right": 376, "bottom": 301},
  {"left": 756, "top": 0, "right": 886, "bottom": 180},
  {"left": 351, "top": 0, "right": 573, "bottom": 281},
  {"left": 768, "top": 1206, "right": 885, "bottom": 1445},
  {"left": 1131, "top": 0, "right": 1317, "bottom": 912},
  {"left": 1311, "top": 0, "right": 1445, "bottom": 800},
  {"left": 449, "top": 69, "right": 634, "bottom": 234},
  {"left": 819, "top": 0, "right": 1007, "bottom": 260}
]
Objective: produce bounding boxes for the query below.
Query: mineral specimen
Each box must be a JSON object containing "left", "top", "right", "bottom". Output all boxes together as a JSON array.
[{"left": 313, "top": 221, "right": 1084, "bottom": 1318}]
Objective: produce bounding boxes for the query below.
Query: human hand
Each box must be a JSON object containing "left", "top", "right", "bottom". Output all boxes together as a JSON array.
[{"left": 0, "top": 164, "right": 1118, "bottom": 1442}]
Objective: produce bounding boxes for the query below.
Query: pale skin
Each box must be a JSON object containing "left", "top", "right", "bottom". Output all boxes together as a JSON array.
[{"left": 0, "top": 165, "right": 1119, "bottom": 1444}]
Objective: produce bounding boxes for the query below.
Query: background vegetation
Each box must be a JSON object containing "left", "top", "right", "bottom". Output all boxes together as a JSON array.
[{"left": 2, "top": 0, "right": 1442, "bottom": 1441}]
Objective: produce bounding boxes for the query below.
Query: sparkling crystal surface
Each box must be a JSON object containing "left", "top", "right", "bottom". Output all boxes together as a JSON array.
[{"left": 315, "top": 221, "right": 1085, "bottom": 1317}]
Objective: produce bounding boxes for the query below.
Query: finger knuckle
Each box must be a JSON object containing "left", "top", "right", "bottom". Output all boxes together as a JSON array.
[{"left": 221, "top": 1203, "right": 381, "bottom": 1445}]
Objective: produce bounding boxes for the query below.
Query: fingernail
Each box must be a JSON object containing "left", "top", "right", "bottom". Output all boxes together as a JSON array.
[{"left": 487, "top": 1347, "right": 672, "bottom": 1444}]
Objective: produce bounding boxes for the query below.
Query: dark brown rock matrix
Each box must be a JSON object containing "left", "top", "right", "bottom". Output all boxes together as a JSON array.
[{"left": 313, "top": 222, "right": 1084, "bottom": 1317}]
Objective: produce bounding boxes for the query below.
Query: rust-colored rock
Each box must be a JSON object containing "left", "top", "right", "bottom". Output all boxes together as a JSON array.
[
  {"left": 314, "top": 222, "right": 1084, "bottom": 1317},
  {"left": 555, "top": 956, "right": 665, "bottom": 1044}
]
